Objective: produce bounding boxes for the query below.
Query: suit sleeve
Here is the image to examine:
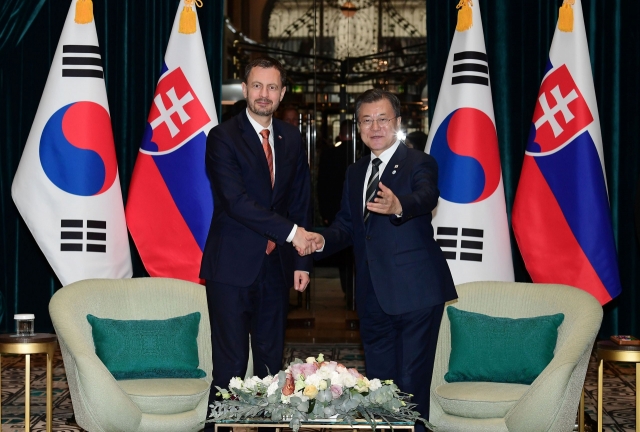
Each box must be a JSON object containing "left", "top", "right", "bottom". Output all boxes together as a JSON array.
[
  {"left": 391, "top": 154, "right": 440, "bottom": 226},
  {"left": 287, "top": 136, "right": 313, "bottom": 271},
  {"left": 207, "top": 126, "right": 294, "bottom": 243},
  {"left": 315, "top": 165, "right": 355, "bottom": 259}
]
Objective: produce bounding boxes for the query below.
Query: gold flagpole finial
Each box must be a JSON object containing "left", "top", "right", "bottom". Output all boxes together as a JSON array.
[
  {"left": 74, "top": 0, "right": 94, "bottom": 24},
  {"left": 456, "top": 0, "right": 473, "bottom": 32},
  {"left": 558, "top": 0, "right": 575, "bottom": 32},
  {"left": 179, "top": 0, "right": 202, "bottom": 34}
]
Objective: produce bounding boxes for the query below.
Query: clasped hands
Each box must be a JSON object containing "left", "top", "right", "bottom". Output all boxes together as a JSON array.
[
  {"left": 292, "top": 227, "right": 324, "bottom": 257},
  {"left": 292, "top": 183, "right": 401, "bottom": 257}
]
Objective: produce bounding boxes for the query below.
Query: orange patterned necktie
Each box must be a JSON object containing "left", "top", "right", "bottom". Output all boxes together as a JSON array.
[{"left": 260, "top": 129, "right": 276, "bottom": 254}]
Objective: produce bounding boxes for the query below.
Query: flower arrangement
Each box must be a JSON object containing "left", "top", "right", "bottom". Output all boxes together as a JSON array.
[{"left": 208, "top": 354, "right": 430, "bottom": 432}]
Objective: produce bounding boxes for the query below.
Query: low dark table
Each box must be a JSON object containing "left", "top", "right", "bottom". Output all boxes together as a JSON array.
[
  {"left": 596, "top": 340, "right": 640, "bottom": 432},
  {"left": 0, "top": 333, "right": 57, "bottom": 432}
]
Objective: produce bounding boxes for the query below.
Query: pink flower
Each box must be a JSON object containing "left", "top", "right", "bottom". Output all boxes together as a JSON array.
[
  {"left": 282, "top": 373, "right": 295, "bottom": 396},
  {"left": 330, "top": 384, "right": 343, "bottom": 399},
  {"left": 348, "top": 368, "right": 363, "bottom": 379},
  {"left": 290, "top": 362, "right": 318, "bottom": 378}
]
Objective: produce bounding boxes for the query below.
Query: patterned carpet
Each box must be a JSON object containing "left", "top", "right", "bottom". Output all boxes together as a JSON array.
[{"left": 0, "top": 344, "right": 635, "bottom": 431}]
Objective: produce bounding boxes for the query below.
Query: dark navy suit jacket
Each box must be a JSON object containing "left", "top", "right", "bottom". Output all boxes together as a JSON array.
[
  {"left": 317, "top": 143, "right": 456, "bottom": 315},
  {"left": 200, "top": 111, "right": 312, "bottom": 287}
]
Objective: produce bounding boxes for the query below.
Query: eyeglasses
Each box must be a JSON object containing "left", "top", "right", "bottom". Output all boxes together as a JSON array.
[{"left": 358, "top": 117, "right": 398, "bottom": 129}]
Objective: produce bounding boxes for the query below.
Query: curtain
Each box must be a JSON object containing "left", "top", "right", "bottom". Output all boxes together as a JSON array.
[
  {"left": 0, "top": 0, "right": 47, "bottom": 56},
  {"left": 426, "top": 0, "right": 640, "bottom": 336},
  {"left": 0, "top": 0, "right": 224, "bottom": 332}
]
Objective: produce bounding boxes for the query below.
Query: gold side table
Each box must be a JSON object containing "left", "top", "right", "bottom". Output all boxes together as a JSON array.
[
  {"left": 0, "top": 333, "right": 57, "bottom": 432},
  {"left": 596, "top": 340, "right": 640, "bottom": 432}
]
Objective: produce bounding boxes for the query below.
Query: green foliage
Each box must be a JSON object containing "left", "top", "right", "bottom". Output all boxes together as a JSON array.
[{"left": 207, "top": 355, "right": 435, "bottom": 431}]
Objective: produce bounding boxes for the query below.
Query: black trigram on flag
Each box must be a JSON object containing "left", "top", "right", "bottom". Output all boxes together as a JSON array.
[
  {"left": 436, "top": 227, "right": 483, "bottom": 262},
  {"left": 62, "top": 45, "right": 104, "bottom": 79},
  {"left": 451, "top": 51, "right": 489, "bottom": 86},
  {"left": 61, "top": 220, "right": 106, "bottom": 252}
]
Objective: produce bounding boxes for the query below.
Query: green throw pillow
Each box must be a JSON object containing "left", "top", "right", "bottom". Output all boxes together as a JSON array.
[
  {"left": 86, "top": 312, "right": 206, "bottom": 380},
  {"left": 444, "top": 307, "right": 564, "bottom": 385}
]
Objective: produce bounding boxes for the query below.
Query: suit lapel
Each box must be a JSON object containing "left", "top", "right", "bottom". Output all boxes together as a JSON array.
[
  {"left": 352, "top": 157, "right": 369, "bottom": 228},
  {"left": 272, "top": 122, "right": 285, "bottom": 201},
  {"left": 239, "top": 111, "right": 272, "bottom": 192},
  {"left": 379, "top": 143, "right": 408, "bottom": 188},
  {"left": 364, "top": 143, "right": 408, "bottom": 232}
]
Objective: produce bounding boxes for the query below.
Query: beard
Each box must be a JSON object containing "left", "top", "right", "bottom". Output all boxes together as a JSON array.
[{"left": 248, "top": 98, "right": 278, "bottom": 117}]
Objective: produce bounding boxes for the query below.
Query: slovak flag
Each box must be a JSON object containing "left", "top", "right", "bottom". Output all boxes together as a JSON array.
[
  {"left": 125, "top": 0, "right": 217, "bottom": 283},
  {"left": 512, "top": 0, "right": 621, "bottom": 304},
  {"left": 11, "top": 0, "right": 133, "bottom": 286},
  {"left": 425, "top": 0, "right": 514, "bottom": 285}
]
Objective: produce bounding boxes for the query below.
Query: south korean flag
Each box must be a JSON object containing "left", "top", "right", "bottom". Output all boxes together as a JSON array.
[
  {"left": 425, "top": 0, "right": 514, "bottom": 285},
  {"left": 11, "top": 0, "right": 132, "bottom": 286}
]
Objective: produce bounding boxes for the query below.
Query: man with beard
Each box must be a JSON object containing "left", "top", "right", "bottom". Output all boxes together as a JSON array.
[{"left": 200, "top": 57, "right": 313, "bottom": 411}]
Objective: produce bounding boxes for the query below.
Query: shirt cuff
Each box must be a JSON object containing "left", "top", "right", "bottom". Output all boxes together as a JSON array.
[{"left": 286, "top": 224, "right": 297, "bottom": 242}]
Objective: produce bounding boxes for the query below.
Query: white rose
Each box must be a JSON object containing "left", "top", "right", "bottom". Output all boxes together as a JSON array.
[
  {"left": 262, "top": 376, "right": 274, "bottom": 386},
  {"left": 229, "top": 377, "right": 243, "bottom": 389},
  {"left": 305, "top": 373, "right": 322, "bottom": 387},
  {"left": 342, "top": 373, "right": 357, "bottom": 388},
  {"left": 318, "top": 380, "right": 328, "bottom": 390},
  {"left": 306, "top": 356, "right": 317, "bottom": 364},
  {"left": 244, "top": 376, "right": 260, "bottom": 390},
  {"left": 330, "top": 371, "right": 344, "bottom": 387},
  {"left": 316, "top": 366, "right": 332, "bottom": 380},
  {"left": 267, "top": 381, "right": 279, "bottom": 396},
  {"left": 369, "top": 379, "right": 382, "bottom": 391}
]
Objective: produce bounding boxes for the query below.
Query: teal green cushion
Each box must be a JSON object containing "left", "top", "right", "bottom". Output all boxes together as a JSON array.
[
  {"left": 86, "top": 312, "right": 205, "bottom": 380},
  {"left": 444, "top": 307, "right": 564, "bottom": 385}
]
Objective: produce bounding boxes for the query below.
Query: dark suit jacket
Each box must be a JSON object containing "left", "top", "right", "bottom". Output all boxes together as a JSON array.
[
  {"left": 317, "top": 143, "right": 456, "bottom": 315},
  {"left": 200, "top": 111, "right": 312, "bottom": 287}
]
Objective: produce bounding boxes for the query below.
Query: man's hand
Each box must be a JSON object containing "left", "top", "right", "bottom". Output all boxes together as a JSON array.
[
  {"left": 366, "top": 181, "right": 403, "bottom": 215},
  {"left": 294, "top": 271, "right": 310, "bottom": 292},
  {"left": 305, "top": 232, "right": 325, "bottom": 252},
  {"left": 293, "top": 227, "right": 312, "bottom": 256}
]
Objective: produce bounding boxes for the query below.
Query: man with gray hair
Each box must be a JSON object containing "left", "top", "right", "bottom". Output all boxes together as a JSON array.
[{"left": 306, "top": 89, "right": 456, "bottom": 431}]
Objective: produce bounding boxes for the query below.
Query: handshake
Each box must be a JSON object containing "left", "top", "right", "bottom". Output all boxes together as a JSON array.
[{"left": 292, "top": 227, "right": 325, "bottom": 256}]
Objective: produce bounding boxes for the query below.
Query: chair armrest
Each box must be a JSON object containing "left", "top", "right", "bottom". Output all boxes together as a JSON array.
[
  {"left": 505, "top": 323, "right": 598, "bottom": 431},
  {"left": 51, "top": 306, "right": 142, "bottom": 431},
  {"left": 74, "top": 353, "right": 143, "bottom": 432}
]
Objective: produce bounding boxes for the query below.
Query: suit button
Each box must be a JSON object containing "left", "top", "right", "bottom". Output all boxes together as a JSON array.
[{"left": 366, "top": 236, "right": 371, "bottom": 240}]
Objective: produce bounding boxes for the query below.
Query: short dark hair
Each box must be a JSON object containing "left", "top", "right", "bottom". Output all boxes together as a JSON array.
[
  {"left": 244, "top": 57, "right": 287, "bottom": 88},
  {"left": 355, "top": 89, "right": 401, "bottom": 120}
]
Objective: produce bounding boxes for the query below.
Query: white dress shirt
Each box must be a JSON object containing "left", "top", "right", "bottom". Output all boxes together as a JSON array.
[
  {"left": 362, "top": 140, "right": 401, "bottom": 210},
  {"left": 245, "top": 109, "right": 297, "bottom": 242}
]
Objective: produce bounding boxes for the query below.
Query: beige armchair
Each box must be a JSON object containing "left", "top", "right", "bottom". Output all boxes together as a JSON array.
[
  {"left": 430, "top": 281, "right": 602, "bottom": 432},
  {"left": 49, "top": 277, "right": 250, "bottom": 432}
]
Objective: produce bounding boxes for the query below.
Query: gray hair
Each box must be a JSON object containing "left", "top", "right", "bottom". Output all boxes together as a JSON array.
[{"left": 354, "top": 89, "right": 401, "bottom": 120}]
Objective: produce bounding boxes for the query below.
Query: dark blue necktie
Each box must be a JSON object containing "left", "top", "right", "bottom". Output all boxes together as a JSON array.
[{"left": 363, "top": 158, "right": 382, "bottom": 223}]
